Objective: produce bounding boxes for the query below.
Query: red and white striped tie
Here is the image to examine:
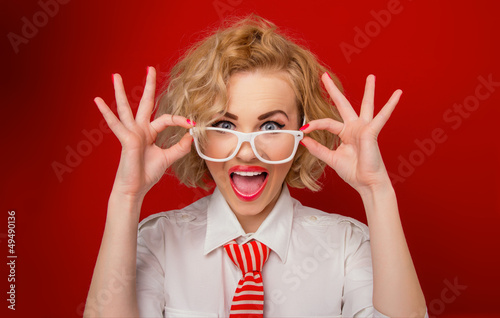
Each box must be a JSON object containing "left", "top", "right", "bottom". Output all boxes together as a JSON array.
[{"left": 224, "top": 240, "right": 270, "bottom": 318}]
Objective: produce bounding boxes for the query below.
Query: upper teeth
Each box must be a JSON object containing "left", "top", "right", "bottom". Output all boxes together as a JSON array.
[{"left": 233, "top": 171, "right": 263, "bottom": 176}]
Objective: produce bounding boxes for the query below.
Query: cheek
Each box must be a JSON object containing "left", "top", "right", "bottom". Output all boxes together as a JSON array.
[
  {"left": 205, "top": 162, "right": 227, "bottom": 186},
  {"left": 269, "top": 163, "right": 293, "bottom": 184}
]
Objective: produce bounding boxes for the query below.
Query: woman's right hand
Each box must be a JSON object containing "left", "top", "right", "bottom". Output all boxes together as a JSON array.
[{"left": 94, "top": 66, "right": 194, "bottom": 199}]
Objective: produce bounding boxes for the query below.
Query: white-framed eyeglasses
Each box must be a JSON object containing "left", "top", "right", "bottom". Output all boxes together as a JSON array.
[{"left": 189, "top": 127, "right": 304, "bottom": 164}]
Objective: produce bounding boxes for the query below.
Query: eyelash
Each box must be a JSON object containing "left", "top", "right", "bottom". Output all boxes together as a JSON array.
[
  {"left": 211, "top": 120, "right": 285, "bottom": 130},
  {"left": 261, "top": 121, "right": 285, "bottom": 131},
  {"left": 212, "top": 120, "right": 235, "bottom": 130}
]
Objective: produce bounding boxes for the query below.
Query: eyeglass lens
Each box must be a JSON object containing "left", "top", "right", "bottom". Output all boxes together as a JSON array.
[{"left": 199, "top": 130, "right": 296, "bottom": 162}]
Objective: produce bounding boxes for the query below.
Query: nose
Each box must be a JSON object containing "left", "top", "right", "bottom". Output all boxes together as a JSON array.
[{"left": 235, "top": 140, "right": 257, "bottom": 162}]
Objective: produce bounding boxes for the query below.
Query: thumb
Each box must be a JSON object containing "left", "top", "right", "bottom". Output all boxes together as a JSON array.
[
  {"left": 163, "top": 133, "right": 194, "bottom": 167},
  {"left": 301, "top": 136, "right": 336, "bottom": 168}
]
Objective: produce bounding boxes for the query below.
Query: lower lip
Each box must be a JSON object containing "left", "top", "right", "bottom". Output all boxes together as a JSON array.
[{"left": 229, "top": 174, "right": 269, "bottom": 202}]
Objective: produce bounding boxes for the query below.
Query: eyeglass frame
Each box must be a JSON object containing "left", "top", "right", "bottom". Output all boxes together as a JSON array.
[{"left": 189, "top": 127, "right": 304, "bottom": 164}]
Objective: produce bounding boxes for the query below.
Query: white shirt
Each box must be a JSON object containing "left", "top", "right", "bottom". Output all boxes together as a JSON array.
[{"left": 136, "top": 185, "right": 420, "bottom": 317}]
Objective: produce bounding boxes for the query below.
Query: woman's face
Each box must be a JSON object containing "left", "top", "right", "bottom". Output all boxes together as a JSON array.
[{"left": 205, "top": 71, "right": 300, "bottom": 232}]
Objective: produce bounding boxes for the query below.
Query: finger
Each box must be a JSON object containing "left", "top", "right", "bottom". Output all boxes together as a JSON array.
[
  {"left": 300, "top": 136, "right": 335, "bottom": 168},
  {"left": 113, "top": 73, "right": 135, "bottom": 126},
  {"left": 371, "top": 89, "right": 402, "bottom": 133},
  {"left": 300, "top": 118, "right": 344, "bottom": 136},
  {"left": 163, "top": 132, "right": 193, "bottom": 167},
  {"left": 150, "top": 114, "right": 194, "bottom": 136},
  {"left": 360, "top": 74, "right": 375, "bottom": 121},
  {"left": 136, "top": 66, "right": 157, "bottom": 123},
  {"left": 321, "top": 72, "right": 358, "bottom": 122},
  {"left": 94, "top": 97, "right": 129, "bottom": 140}
]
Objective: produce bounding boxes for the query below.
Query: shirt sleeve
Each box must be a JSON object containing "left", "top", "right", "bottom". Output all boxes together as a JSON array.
[
  {"left": 340, "top": 220, "right": 375, "bottom": 317},
  {"left": 340, "top": 220, "right": 429, "bottom": 318},
  {"left": 136, "top": 221, "right": 166, "bottom": 318}
]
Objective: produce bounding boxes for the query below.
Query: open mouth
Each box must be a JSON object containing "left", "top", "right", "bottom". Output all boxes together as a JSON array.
[{"left": 229, "top": 167, "right": 269, "bottom": 202}]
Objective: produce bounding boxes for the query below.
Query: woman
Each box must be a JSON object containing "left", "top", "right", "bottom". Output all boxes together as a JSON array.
[{"left": 84, "top": 15, "right": 427, "bottom": 317}]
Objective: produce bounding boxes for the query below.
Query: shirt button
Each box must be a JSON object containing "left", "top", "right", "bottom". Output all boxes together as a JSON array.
[
  {"left": 181, "top": 214, "right": 190, "bottom": 220},
  {"left": 309, "top": 216, "right": 318, "bottom": 221}
]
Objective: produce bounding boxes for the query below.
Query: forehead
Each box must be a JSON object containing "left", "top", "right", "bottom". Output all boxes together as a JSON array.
[{"left": 226, "top": 71, "right": 298, "bottom": 118}]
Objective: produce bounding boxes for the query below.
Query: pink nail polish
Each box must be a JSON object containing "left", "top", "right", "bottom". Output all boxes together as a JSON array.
[
  {"left": 111, "top": 73, "right": 114, "bottom": 83},
  {"left": 299, "top": 141, "right": 306, "bottom": 147},
  {"left": 326, "top": 72, "right": 332, "bottom": 80},
  {"left": 186, "top": 119, "right": 191, "bottom": 125},
  {"left": 146, "top": 66, "right": 149, "bottom": 75},
  {"left": 299, "top": 124, "right": 309, "bottom": 131}
]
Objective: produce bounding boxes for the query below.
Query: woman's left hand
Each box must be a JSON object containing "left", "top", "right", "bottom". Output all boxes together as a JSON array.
[{"left": 300, "top": 73, "right": 402, "bottom": 195}]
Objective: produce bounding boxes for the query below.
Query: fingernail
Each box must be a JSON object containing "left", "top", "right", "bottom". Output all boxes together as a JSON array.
[
  {"left": 299, "top": 124, "right": 309, "bottom": 131},
  {"left": 146, "top": 66, "right": 150, "bottom": 75},
  {"left": 187, "top": 119, "right": 196, "bottom": 126},
  {"left": 299, "top": 141, "right": 306, "bottom": 147},
  {"left": 326, "top": 72, "right": 332, "bottom": 80},
  {"left": 111, "top": 73, "right": 114, "bottom": 83}
]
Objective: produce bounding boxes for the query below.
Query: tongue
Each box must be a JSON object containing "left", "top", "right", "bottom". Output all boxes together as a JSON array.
[{"left": 232, "top": 174, "right": 266, "bottom": 195}]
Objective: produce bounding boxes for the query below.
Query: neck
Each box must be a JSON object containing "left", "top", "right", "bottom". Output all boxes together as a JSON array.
[
  {"left": 234, "top": 188, "right": 282, "bottom": 233},
  {"left": 235, "top": 211, "right": 269, "bottom": 233}
]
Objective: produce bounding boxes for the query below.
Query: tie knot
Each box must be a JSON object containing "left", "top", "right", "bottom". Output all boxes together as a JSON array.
[{"left": 224, "top": 240, "right": 270, "bottom": 273}]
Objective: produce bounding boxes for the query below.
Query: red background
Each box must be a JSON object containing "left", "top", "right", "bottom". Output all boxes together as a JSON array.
[{"left": 1, "top": 0, "right": 499, "bottom": 317}]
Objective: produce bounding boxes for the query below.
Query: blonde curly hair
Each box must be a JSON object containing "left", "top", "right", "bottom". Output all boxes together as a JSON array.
[{"left": 155, "top": 14, "right": 343, "bottom": 191}]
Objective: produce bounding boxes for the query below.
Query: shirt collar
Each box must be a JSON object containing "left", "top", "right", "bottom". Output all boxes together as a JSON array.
[{"left": 203, "top": 184, "right": 294, "bottom": 263}]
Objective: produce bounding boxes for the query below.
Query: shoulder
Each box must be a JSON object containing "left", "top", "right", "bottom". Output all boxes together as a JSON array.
[
  {"left": 290, "top": 197, "right": 370, "bottom": 242},
  {"left": 137, "top": 194, "right": 211, "bottom": 236}
]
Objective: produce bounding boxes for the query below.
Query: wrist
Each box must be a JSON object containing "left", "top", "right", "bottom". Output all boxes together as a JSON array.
[
  {"left": 358, "top": 181, "right": 399, "bottom": 223},
  {"left": 110, "top": 183, "right": 147, "bottom": 202},
  {"left": 357, "top": 177, "right": 395, "bottom": 201},
  {"left": 108, "top": 189, "right": 145, "bottom": 214}
]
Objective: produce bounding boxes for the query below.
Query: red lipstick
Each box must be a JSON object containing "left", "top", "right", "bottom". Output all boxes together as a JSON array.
[{"left": 229, "top": 166, "right": 269, "bottom": 202}]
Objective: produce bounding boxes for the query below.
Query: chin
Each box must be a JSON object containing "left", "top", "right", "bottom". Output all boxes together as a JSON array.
[
  {"left": 227, "top": 182, "right": 281, "bottom": 217},
  {"left": 206, "top": 160, "right": 291, "bottom": 219}
]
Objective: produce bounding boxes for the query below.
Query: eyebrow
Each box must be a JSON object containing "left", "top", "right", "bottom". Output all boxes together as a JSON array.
[
  {"left": 223, "top": 112, "right": 238, "bottom": 120},
  {"left": 258, "top": 110, "right": 289, "bottom": 121},
  {"left": 222, "top": 110, "right": 289, "bottom": 121}
]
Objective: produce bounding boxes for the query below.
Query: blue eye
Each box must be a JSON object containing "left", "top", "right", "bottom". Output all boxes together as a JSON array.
[
  {"left": 261, "top": 121, "right": 285, "bottom": 131},
  {"left": 213, "top": 121, "right": 235, "bottom": 130}
]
